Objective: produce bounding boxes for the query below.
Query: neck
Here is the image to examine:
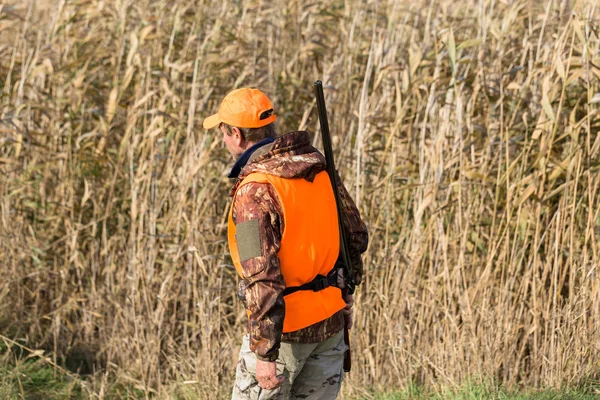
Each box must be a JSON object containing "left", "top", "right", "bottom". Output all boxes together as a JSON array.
[
  {"left": 228, "top": 137, "right": 276, "bottom": 179},
  {"left": 235, "top": 141, "right": 256, "bottom": 160}
]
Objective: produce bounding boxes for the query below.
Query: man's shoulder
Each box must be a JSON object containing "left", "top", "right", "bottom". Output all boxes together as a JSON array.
[{"left": 231, "top": 180, "right": 283, "bottom": 225}]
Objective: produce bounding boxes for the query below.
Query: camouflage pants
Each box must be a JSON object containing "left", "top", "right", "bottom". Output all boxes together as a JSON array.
[{"left": 232, "top": 331, "right": 346, "bottom": 399}]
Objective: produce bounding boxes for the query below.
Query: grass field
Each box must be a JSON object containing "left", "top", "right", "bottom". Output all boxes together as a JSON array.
[
  {"left": 1, "top": 0, "right": 600, "bottom": 398},
  {"left": 0, "top": 353, "right": 598, "bottom": 399}
]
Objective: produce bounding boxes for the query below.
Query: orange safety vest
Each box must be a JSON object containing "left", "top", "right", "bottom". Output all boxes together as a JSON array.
[{"left": 228, "top": 171, "right": 346, "bottom": 333}]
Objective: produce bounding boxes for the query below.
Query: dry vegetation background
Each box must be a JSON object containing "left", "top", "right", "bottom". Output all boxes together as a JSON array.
[{"left": 1, "top": 0, "right": 600, "bottom": 398}]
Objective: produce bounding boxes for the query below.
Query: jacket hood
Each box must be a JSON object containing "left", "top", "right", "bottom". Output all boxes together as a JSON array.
[{"left": 230, "top": 131, "right": 326, "bottom": 194}]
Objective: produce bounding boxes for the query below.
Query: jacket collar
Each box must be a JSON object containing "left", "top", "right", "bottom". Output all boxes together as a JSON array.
[{"left": 227, "top": 137, "right": 276, "bottom": 179}]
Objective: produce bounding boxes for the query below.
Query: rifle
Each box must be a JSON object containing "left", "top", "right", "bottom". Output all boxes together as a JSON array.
[{"left": 314, "top": 80, "right": 354, "bottom": 372}]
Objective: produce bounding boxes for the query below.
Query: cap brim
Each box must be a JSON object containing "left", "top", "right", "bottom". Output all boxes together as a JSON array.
[{"left": 202, "top": 113, "right": 221, "bottom": 130}]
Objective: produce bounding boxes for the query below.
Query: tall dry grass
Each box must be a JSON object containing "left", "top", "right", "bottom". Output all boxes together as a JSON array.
[{"left": 1, "top": 0, "right": 599, "bottom": 398}]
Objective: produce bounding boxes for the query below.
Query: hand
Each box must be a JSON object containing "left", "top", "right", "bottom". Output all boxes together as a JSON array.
[
  {"left": 342, "top": 293, "right": 354, "bottom": 329},
  {"left": 256, "top": 359, "right": 284, "bottom": 390}
]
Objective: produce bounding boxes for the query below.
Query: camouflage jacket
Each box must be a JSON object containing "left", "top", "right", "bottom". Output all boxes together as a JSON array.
[{"left": 229, "top": 131, "right": 368, "bottom": 361}]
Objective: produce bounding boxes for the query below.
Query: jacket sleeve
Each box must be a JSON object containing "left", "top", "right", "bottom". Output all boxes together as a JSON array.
[
  {"left": 231, "top": 181, "right": 285, "bottom": 362},
  {"left": 335, "top": 172, "right": 369, "bottom": 285}
]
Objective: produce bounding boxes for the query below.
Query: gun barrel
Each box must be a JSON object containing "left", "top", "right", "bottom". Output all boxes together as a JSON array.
[{"left": 313, "top": 81, "right": 354, "bottom": 293}]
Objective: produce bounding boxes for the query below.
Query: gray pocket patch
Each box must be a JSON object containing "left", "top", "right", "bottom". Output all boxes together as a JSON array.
[{"left": 235, "top": 219, "right": 262, "bottom": 262}]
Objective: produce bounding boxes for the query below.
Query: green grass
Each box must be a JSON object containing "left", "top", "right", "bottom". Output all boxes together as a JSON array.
[
  {"left": 0, "top": 338, "right": 145, "bottom": 400},
  {"left": 0, "top": 360, "right": 83, "bottom": 400},
  {"left": 2, "top": 364, "right": 598, "bottom": 400},
  {"left": 0, "top": 360, "right": 150, "bottom": 399},
  {"left": 366, "top": 381, "right": 600, "bottom": 400}
]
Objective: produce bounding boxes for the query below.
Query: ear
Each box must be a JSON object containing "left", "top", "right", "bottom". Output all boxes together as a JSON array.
[{"left": 231, "top": 127, "right": 245, "bottom": 146}]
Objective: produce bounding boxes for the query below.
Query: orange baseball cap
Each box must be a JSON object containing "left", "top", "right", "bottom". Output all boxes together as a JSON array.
[{"left": 202, "top": 88, "right": 277, "bottom": 130}]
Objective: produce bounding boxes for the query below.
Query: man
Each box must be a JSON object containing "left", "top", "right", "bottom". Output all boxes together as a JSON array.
[{"left": 203, "top": 88, "right": 368, "bottom": 399}]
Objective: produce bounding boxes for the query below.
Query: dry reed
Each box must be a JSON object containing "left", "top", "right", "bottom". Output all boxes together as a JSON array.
[{"left": 1, "top": 0, "right": 599, "bottom": 398}]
